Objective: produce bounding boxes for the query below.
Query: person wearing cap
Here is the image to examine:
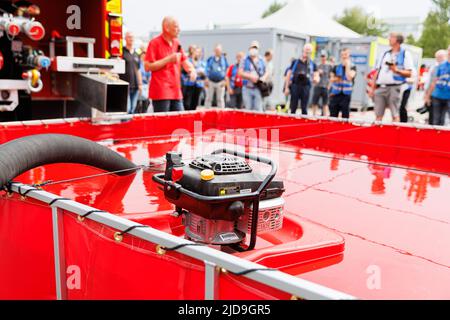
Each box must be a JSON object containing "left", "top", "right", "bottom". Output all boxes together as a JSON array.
[
  {"left": 239, "top": 41, "right": 269, "bottom": 112},
  {"left": 312, "top": 51, "right": 332, "bottom": 116},
  {"left": 369, "top": 32, "right": 414, "bottom": 122},
  {"left": 284, "top": 43, "right": 319, "bottom": 115}
]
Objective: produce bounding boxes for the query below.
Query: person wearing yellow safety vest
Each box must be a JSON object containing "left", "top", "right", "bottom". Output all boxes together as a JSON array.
[{"left": 329, "top": 48, "right": 357, "bottom": 119}]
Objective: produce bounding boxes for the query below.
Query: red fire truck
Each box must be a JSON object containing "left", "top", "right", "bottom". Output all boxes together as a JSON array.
[{"left": 0, "top": 0, "right": 127, "bottom": 122}]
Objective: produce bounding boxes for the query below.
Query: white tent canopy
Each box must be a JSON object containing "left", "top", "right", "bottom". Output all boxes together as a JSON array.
[{"left": 244, "top": 0, "right": 360, "bottom": 39}]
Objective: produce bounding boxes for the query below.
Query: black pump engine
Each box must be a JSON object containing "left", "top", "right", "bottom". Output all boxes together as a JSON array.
[{"left": 153, "top": 149, "right": 285, "bottom": 251}]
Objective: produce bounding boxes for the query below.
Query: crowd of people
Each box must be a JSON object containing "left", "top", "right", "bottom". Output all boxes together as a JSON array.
[{"left": 120, "top": 16, "right": 450, "bottom": 127}]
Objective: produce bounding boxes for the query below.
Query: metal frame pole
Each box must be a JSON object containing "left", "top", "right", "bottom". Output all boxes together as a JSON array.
[
  {"left": 51, "top": 207, "right": 67, "bottom": 300},
  {"left": 11, "top": 183, "right": 355, "bottom": 300},
  {"left": 204, "top": 261, "right": 219, "bottom": 300}
]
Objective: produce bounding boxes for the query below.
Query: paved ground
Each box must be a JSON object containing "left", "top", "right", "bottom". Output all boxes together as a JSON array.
[
  {"left": 195, "top": 90, "right": 449, "bottom": 126},
  {"left": 350, "top": 91, "right": 430, "bottom": 124}
]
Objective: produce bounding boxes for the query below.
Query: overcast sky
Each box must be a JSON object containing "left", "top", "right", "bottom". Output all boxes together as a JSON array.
[{"left": 122, "top": 0, "right": 433, "bottom": 36}]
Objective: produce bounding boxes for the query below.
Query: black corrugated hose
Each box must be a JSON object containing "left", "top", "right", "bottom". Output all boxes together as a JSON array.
[{"left": 0, "top": 134, "right": 138, "bottom": 189}]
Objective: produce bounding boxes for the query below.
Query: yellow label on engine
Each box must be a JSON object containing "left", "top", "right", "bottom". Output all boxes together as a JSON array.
[{"left": 200, "top": 170, "right": 215, "bottom": 181}]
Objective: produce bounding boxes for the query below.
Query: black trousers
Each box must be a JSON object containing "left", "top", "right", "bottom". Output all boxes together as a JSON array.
[
  {"left": 183, "top": 86, "right": 202, "bottom": 111},
  {"left": 329, "top": 94, "right": 351, "bottom": 119},
  {"left": 400, "top": 89, "right": 411, "bottom": 123},
  {"left": 290, "top": 84, "right": 311, "bottom": 115},
  {"left": 228, "top": 87, "right": 244, "bottom": 109},
  {"left": 428, "top": 103, "right": 434, "bottom": 125}
]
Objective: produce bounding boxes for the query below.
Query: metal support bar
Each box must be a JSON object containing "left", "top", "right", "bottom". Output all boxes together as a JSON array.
[
  {"left": 10, "top": 183, "right": 356, "bottom": 300},
  {"left": 204, "top": 261, "right": 219, "bottom": 300},
  {"left": 66, "top": 36, "right": 96, "bottom": 58},
  {"left": 0, "top": 79, "right": 29, "bottom": 90},
  {"left": 51, "top": 206, "right": 67, "bottom": 300}
]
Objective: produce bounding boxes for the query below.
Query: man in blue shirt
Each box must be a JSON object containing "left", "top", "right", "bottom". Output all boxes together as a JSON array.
[
  {"left": 425, "top": 45, "right": 450, "bottom": 126},
  {"left": 424, "top": 50, "right": 448, "bottom": 125},
  {"left": 205, "top": 44, "right": 228, "bottom": 108},
  {"left": 284, "top": 43, "right": 319, "bottom": 115}
]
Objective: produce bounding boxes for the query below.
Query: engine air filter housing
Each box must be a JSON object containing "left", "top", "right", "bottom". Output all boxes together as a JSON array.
[
  {"left": 190, "top": 154, "right": 252, "bottom": 174},
  {"left": 178, "top": 154, "right": 284, "bottom": 207}
]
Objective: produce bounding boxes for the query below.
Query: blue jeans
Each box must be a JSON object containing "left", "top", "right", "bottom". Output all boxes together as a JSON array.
[
  {"left": 152, "top": 100, "right": 184, "bottom": 113},
  {"left": 127, "top": 89, "right": 139, "bottom": 114},
  {"left": 243, "top": 87, "right": 263, "bottom": 112}
]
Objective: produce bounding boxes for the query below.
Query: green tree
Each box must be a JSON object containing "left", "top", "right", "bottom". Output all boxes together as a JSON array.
[
  {"left": 406, "top": 34, "right": 418, "bottom": 46},
  {"left": 262, "top": 1, "right": 286, "bottom": 19},
  {"left": 418, "top": 0, "right": 450, "bottom": 58},
  {"left": 334, "top": 6, "right": 387, "bottom": 36}
]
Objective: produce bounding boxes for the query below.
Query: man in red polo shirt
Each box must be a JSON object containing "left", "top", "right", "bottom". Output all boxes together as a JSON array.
[{"left": 144, "top": 17, "right": 196, "bottom": 112}]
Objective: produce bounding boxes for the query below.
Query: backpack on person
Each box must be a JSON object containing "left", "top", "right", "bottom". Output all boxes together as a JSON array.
[
  {"left": 291, "top": 58, "right": 315, "bottom": 86},
  {"left": 207, "top": 56, "right": 228, "bottom": 82}
]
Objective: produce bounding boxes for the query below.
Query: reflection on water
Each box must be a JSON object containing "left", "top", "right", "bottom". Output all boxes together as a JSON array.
[
  {"left": 16, "top": 134, "right": 449, "bottom": 217},
  {"left": 330, "top": 157, "right": 340, "bottom": 171},
  {"left": 369, "top": 165, "right": 392, "bottom": 195},
  {"left": 404, "top": 172, "right": 441, "bottom": 204},
  {"left": 327, "top": 155, "right": 445, "bottom": 205}
]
